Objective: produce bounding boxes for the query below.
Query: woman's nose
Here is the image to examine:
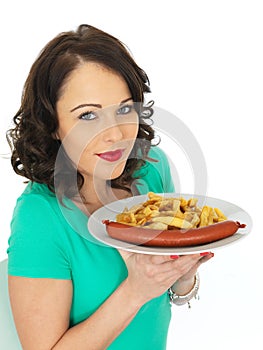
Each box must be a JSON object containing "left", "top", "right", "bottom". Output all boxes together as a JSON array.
[
  {"left": 102, "top": 122, "right": 124, "bottom": 143},
  {"left": 100, "top": 108, "right": 124, "bottom": 143}
]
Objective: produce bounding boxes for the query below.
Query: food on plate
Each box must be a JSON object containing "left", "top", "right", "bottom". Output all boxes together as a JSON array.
[
  {"left": 103, "top": 192, "right": 246, "bottom": 247},
  {"left": 103, "top": 219, "right": 246, "bottom": 247},
  {"left": 115, "top": 192, "right": 228, "bottom": 229}
]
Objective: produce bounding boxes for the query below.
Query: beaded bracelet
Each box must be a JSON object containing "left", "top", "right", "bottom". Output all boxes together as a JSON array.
[{"left": 168, "top": 272, "right": 200, "bottom": 308}]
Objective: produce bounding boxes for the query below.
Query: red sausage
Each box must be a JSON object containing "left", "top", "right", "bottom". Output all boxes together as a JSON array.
[{"left": 103, "top": 220, "right": 246, "bottom": 247}]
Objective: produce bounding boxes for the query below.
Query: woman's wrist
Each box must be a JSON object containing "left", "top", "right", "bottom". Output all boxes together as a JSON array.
[
  {"left": 168, "top": 273, "right": 200, "bottom": 307},
  {"left": 119, "top": 278, "right": 148, "bottom": 310},
  {"left": 171, "top": 275, "right": 196, "bottom": 296}
]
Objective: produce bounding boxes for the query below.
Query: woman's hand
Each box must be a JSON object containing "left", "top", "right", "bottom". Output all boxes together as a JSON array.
[
  {"left": 172, "top": 252, "right": 214, "bottom": 295},
  {"left": 118, "top": 250, "right": 214, "bottom": 305},
  {"left": 176, "top": 252, "right": 214, "bottom": 282}
]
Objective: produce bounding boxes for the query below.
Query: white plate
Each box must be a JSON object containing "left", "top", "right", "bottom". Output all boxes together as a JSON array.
[{"left": 88, "top": 193, "right": 252, "bottom": 255}]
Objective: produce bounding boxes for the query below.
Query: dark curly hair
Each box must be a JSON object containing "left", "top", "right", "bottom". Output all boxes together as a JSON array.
[{"left": 7, "top": 24, "right": 156, "bottom": 201}]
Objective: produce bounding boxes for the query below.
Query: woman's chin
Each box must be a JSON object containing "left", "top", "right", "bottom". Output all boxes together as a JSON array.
[{"left": 108, "top": 160, "right": 127, "bottom": 180}]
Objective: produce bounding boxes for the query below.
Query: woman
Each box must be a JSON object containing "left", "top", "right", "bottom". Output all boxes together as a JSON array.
[{"left": 7, "top": 24, "right": 214, "bottom": 349}]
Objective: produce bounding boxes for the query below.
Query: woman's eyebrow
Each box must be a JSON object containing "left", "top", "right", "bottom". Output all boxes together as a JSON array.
[
  {"left": 70, "top": 97, "right": 133, "bottom": 113},
  {"left": 119, "top": 97, "right": 133, "bottom": 105},
  {"left": 70, "top": 103, "right": 101, "bottom": 112}
]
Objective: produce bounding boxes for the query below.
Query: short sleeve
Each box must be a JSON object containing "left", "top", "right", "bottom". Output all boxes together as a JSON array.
[{"left": 7, "top": 194, "right": 71, "bottom": 279}]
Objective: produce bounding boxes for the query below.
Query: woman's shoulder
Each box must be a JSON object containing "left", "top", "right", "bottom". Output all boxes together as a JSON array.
[
  {"left": 12, "top": 182, "right": 63, "bottom": 228},
  {"left": 22, "top": 181, "right": 56, "bottom": 198},
  {"left": 147, "top": 145, "right": 168, "bottom": 161},
  {"left": 134, "top": 146, "right": 175, "bottom": 194},
  {"left": 140, "top": 145, "right": 171, "bottom": 175},
  {"left": 135, "top": 146, "right": 169, "bottom": 171},
  {"left": 8, "top": 182, "right": 72, "bottom": 279},
  {"left": 16, "top": 182, "right": 57, "bottom": 208}
]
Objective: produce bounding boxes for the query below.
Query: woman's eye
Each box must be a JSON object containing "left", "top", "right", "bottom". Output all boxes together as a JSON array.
[
  {"left": 117, "top": 104, "right": 133, "bottom": 115},
  {"left": 78, "top": 111, "right": 97, "bottom": 121}
]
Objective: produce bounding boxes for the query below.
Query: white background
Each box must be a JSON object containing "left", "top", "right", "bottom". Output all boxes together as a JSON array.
[{"left": 0, "top": 0, "right": 262, "bottom": 348}]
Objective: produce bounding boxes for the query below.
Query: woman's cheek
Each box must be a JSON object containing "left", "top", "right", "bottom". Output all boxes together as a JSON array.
[{"left": 59, "top": 122, "right": 100, "bottom": 165}]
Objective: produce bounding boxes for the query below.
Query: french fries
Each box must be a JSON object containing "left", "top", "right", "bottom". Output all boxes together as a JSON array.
[{"left": 115, "top": 192, "right": 227, "bottom": 230}]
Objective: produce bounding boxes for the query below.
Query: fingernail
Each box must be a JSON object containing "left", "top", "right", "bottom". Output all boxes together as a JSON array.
[
  {"left": 200, "top": 252, "right": 211, "bottom": 256},
  {"left": 170, "top": 255, "right": 179, "bottom": 259}
]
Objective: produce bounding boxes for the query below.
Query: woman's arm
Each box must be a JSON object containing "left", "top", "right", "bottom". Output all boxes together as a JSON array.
[
  {"left": 8, "top": 277, "right": 72, "bottom": 349},
  {"left": 8, "top": 276, "right": 142, "bottom": 350},
  {"left": 9, "top": 252, "right": 212, "bottom": 350}
]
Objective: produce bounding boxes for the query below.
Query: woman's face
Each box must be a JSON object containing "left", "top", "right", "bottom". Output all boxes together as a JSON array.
[{"left": 56, "top": 62, "right": 139, "bottom": 182}]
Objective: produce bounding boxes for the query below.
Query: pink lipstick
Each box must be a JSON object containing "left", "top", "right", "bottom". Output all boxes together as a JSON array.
[{"left": 96, "top": 149, "right": 124, "bottom": 162}]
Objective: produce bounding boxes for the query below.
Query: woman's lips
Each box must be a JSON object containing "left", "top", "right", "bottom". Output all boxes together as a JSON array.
[{"left": 96, "top": 149, "right": 124, "bottom": 162}]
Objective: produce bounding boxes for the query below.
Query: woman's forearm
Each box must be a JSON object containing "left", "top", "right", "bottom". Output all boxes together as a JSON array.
[{"left": 52, "top": 279, "right": 143, "bottom": 350}]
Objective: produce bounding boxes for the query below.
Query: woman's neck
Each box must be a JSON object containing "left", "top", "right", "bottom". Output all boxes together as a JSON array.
[{"left": 72, "top": 178, "right": 132, "bottom": 216}]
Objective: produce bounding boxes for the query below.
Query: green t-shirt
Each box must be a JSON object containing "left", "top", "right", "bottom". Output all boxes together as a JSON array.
[{"left": 7, "top": 147, "right": 175, "bottom": 350}]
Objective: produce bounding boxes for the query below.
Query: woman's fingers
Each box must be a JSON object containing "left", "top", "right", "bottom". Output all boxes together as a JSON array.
[
  {"left": 117, "top": 249, "right": 214, "bottom": 303},
  {"left": 176, "top": 252, "right": 215, "bottom": 282},
  {"left": 196, "top": 252, "right": 214, "bottom": 268},
  {"left": 118, "top": 249, "right": 214, "bottom": 280},
  {"left": 166, "top": 254, "right": 201, "bottom": 277},
  {"left": 150, "top": 253, "right": 199, "bottom": 265},
  {"left": 118, "top": 250, "right": 205, "bottom": 269}
]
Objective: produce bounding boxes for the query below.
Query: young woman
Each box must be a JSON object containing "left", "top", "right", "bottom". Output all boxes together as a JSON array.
[{"left": 7, "top": 24, "right": 214, "bottom": 349}]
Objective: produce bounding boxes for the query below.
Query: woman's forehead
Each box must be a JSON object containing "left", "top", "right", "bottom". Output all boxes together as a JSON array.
[{"left": 57, "top": 62, "right": 131, "bottom": 111}]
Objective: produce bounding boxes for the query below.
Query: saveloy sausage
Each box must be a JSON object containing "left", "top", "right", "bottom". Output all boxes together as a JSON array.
[{"left": 103, "top": 220, "right": 246, "bottom": 247}]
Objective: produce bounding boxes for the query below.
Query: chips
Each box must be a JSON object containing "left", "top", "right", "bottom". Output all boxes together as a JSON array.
[{"left": 115, "top": 192, "right": 227, "bottom": 230}]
